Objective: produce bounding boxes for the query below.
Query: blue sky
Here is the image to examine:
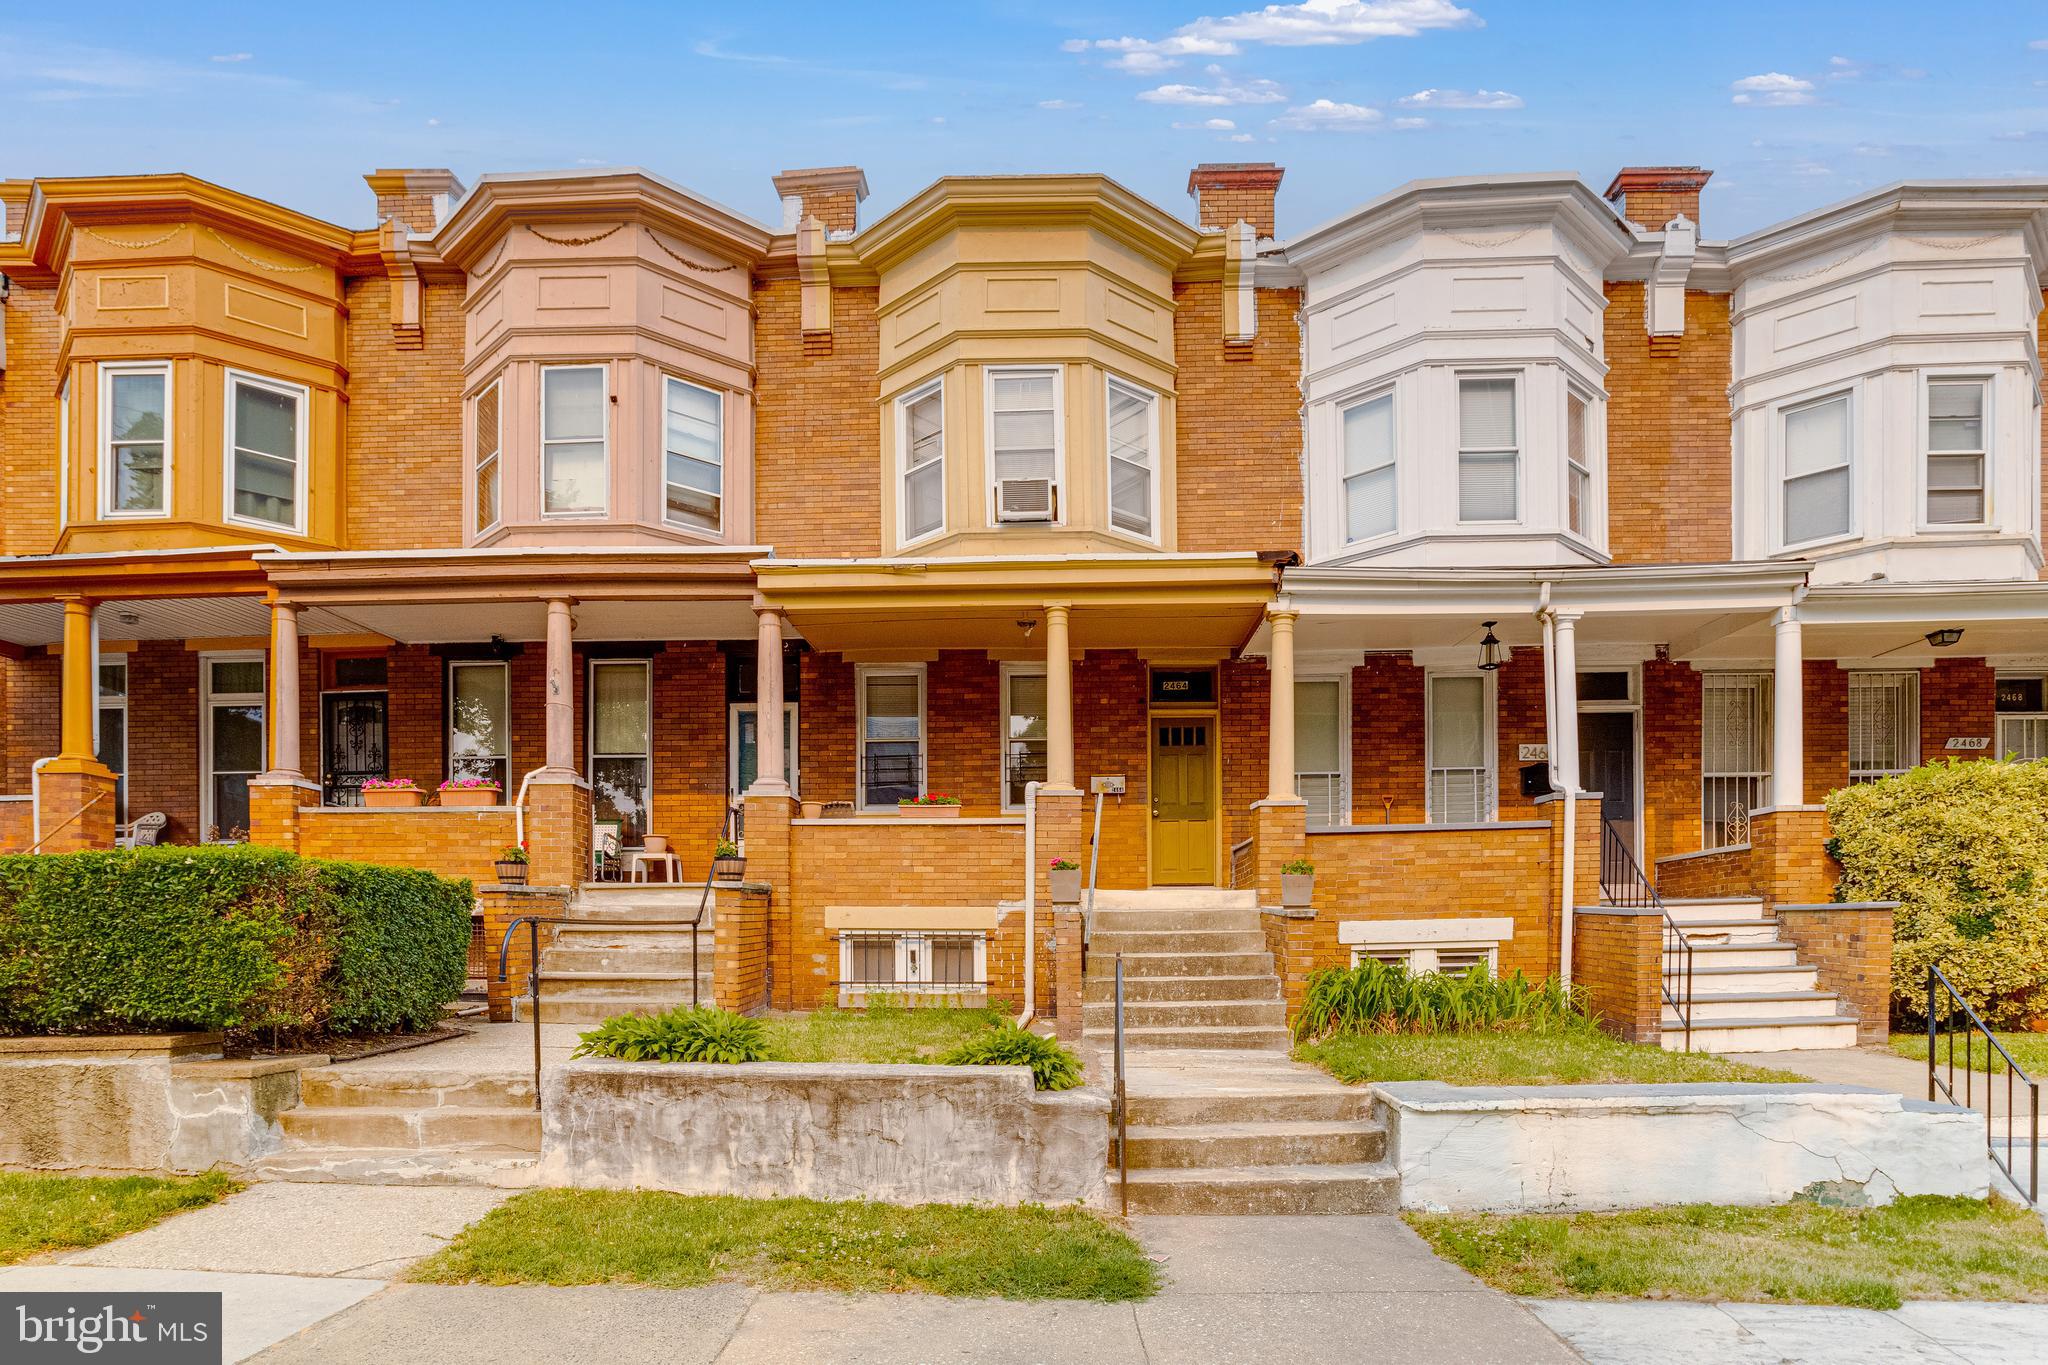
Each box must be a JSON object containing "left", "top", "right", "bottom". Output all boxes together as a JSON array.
[{"left": 6, "top": 1, "right": 2047, "bottom": 239}]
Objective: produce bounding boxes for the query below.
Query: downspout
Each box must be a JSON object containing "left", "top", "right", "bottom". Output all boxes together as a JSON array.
[
  {"left": 511, "top": 769, "right": 541, "bottom": 850},
  {"left": 1535, "top": 580, "right": 1575, "bottom": 987},
  {"left": 29, "top": 756, "right": 52, "bottom": 846},
  {"left": 1017, "top": 780, "right": 1039, "bottom": 1027}
]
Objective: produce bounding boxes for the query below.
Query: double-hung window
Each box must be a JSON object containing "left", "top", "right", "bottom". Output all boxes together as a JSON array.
[
  {"left": 900, "top": 381, "right": 945, "bottom": 542},
  {"left": 1106, "top": 377, "right": 1156, "bottom": 538},
  {"left": 989, "top": 368, "right": 1060, "bottom": 523},
  {"left": 474, "top": 382, "right": 500, "bottom": 533},
  {"left": 1996, "top": 674, "right": 2048, "bottom": 762},
  {"left": 1456, "top": 376, "right": 1518, "bottom": 522},
  {"left": 1702, "top": 672, "right": 1772, "bottom": 848},
  {"left": 663, "top": 376, "right": 723, "bottom": 531},
  {"left": 1002, "top": 667, "right": 1048, "bottom": 810},
  {"left": 1782, "top": 390, "right": 1852, "bottom": 546},
  {"left": 226, "top": 371, "right": 305, "bottom": 531},
  {"left": 100, "top": 361, "right": 170, "bottom": 517},
  {"left": 1849, "top": 672, "right": 1919, "bottom": 782},
  {"left": 1566, "top": 388, "right": 1593, "bottom": 538},
  {"left": 448, "top": 661, "right": 510, "bottom": 792},
  {"left": 57, "top": 378, "right": 70, "bottom": 529},
  {"left": 590, "top": 660, "right": 651, "bottom": 845},
  {"left": 541, "top": 364, "right": 607, "bottom": 516},
  {"left": 1295, "top": 677, "right": 1347, "bottom": 828},
  {"left": 201, "top": 655, "right": 265, "bottom": 841},
  {"left": 859, "top": 667, "right": 925, "bottom": 809},
  {"left": 1925, "top": 378, "right": 1988, "bottom": 526},
  {"left": 98, "top": 661, "right": 128, "bottom": 827},
  {"left": 1427, "top": 673, "right": 1493, "bottom": 822},
  {"left": 1342, "top": 391, "right": 1395, "bottom": 542}
]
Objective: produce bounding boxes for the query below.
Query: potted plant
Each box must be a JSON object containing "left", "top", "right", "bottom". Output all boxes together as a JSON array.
[
  {"left": 494, "top": 843, "right": 530, "bottom": 885},
  {"left": 711, "top": 837, "right": 746, "bottom": 882},
  {"left": 642, "top": 833, "right": 671, "bottom": 854},
  {"left": 361, "top": 778, "right": 423, "bottom": 809},
  {"left": 898, "top": 792, "right": 963, "bottom": 818},
  {"left": 1047, "top": 856, "right": 1083, "bottom": 905},
  {"left": 1280, "top": 858, "right": 1316, "bottom": 909},
  {"left": 438, "top": 777, "right": 501, "bottom": 808}
]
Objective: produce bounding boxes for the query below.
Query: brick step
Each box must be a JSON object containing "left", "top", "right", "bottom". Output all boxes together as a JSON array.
[
  {"left": 1658, "top": 897, "right": 1769, "bottom": 924},
  {"left": 1670, "top": 918, "right": 1784, "bottom": 945},
  {"left": 1125, "top": 1088, "right": 1376, "bottom": 1127},
  {"left": 540, "top": 946, "right": 713, "bottom": 973},
  {"left": 279, "top": 1105, "right": 540, "bottom": 1151},
  {"left": 1083, "top": 974, "right": 1280, "bottom": 1004},
  {"left": 1110, "top": 1162, "right": 1400, "bottom": 1215},
  {"left": 298, "top": 1068, "right": 532, "bottom": 1110},
  {"left": 1089, "top": 889, "right": 1259, "bottom": 911},
  {"left": 254, "top": 1146, "right": 539, "bottom": 1188},
  {"left": 1660, "top": 1015, "right": 1859, "bottom": 1053},
  {"left": 1091, "top": 908, "right": 1261, "bottom": 934},
  {"left": 1665, "top": 990, "right": 1843, "bottom": 1022},
  {"left": 1091, "top": 951, "right": 1276, "bottom": 979},
  {"left": 1087, "top": 1024, "right": 1292, "bottom": 1052},
  {"left": 1121, "top": 1120, "right": 1386, "bottom": 1170},
  {"left": 1671, "top": 942, "right": 1800, "bottom": 969},
  {"left": 1081, "top": 999, "right": 1286, "bottom": 1031},
  {"left": 1089, "top": 929, "right": 1268, "bottom": 955},
  {"left": 1675, "top": 964, "right": 1822, "bottom": 993}
]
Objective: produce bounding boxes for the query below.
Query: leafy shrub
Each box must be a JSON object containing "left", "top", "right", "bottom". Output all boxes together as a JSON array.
[
  {"left": 573, "top": 1006, "right": 769, "bottom": 1063},
  {"left": 1292, "top": 958, "right": 1586, "bottom": 1043},
  {"left": 1827, "top": 758, "right": 2048, "bottom": 1028},
  {"left": 0, "top": 845, "right": 469, "bottom": 1040},
  {"left": 941, "top": 1024, "right": 1083, "bottom": 1091},
  {"left": 1280, "top": 859, "right": 1315, "bottom": 876}
]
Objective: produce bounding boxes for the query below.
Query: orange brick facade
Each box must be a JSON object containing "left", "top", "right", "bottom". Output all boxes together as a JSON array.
[
  {"left": 1602, "top": 285, "right": 1733, "bottom": 564},
  {"left": 1173, "top": 282, "right": 1303, "bottom": 555}
]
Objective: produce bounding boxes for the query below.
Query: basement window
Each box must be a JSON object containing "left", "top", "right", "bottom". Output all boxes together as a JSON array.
[
  {"left": 1350, "top": 943, "right": 1498, "bottom": 976},
  {"left": 839, "top": 930, "right": 987, "bottom": 1002}
]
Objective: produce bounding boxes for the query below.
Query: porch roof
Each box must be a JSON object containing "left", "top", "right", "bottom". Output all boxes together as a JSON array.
[{"left": 752, "top": 552, "right": 1280, "bottom": 657}]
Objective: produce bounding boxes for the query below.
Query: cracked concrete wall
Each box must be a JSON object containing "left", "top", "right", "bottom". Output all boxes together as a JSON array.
[
  {"left": 539, "top": 1059, "right": 1110, "bottom": 1207},
  {"left": 1376, "top": 1081, "right": 1988, "bottom": 1212}
]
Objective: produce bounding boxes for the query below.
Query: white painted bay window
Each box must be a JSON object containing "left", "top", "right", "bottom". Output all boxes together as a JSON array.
[
  {"left": 1925, "top": 378, "right": 1988, "bottom": 526},
  {"left": 1427, "top": 673, "right": 1493, "bottom": 822},
  {"left": 1295, "top": 677, "right": 1347, "bottom": 827},
  {"left": 1782, "top": 390, "right": 1852, "bottom": 547},
  {"left": 1342, "top": 391, "right": 1395, "bottom": 543},
  {"left": 1702, "top": 672, "right": 1771, "bottom": 848},
  {"left": 989, "top": 368, "right": 1060, "bottom": 523},
  {"left": 663, "top": 376, "right": 723, "bottom": 531},
  {"left": 225, "top": 371, "right": 305, "bottom": 531},
  {"left": 448, "top": 661, "right": 510, "bottom": 791},
  {"left": 541, "top": 364, "right": 607, "bottom": 515},
  {"left": 859, "top": 667, "right": 925, "bottom": 809},
  {"left": 1848, "top": 671, "right": 1920, "bottom": 782},
  {"left": 900, "top": 380, "right": 945, "bottom": 542},
  {"left": 100, "top": 361, "right": 170, "bottom": 517},
  {"left": 1566, "top": 387, "right": 1593, "bottom": 538},
  {"left": 474, "top": 382, "right": 500, "bottom": 533},
  {"left": 1106, "top": 377, "right": 1155, "bottom": 538},
  {"left": 1457, "top": 376, "right": 1518, "bottom": 522}
]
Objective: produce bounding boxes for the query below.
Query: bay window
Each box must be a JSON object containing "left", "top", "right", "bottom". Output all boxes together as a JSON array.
[
  {"left": 1782, "top": 390, "right": 1852, "bottom": 546},
  {"left": 474, "top": 382, "right": 500, "bottom": 533},
  {"left": 448, "top": 661, "right": 510, "bottom": 792},
  {"left": 1566, "top": 387, "right": 1592, "bottom": 538},
  {"left": 1342, "top": 391, "right": 1395, "bottom": 542},
  {"left": 541, "top": 364, "right": 607, "bottom": 515},
  {"left": 1925, "top": 378, "right": 1987, "bottom": 526},
  {"left": 100, "top": 361, "right": 170, "bottom": 517},
  {"left": 1456, "top": 376, "right": 1518, "bottom": 522},
  {"left": 1106, "top": 377, "right": 1155, "bottom": 538},
  {"left": 1427, "top": 673, "right": 1493, "bottom": 822},
  {"left": 1848, "top": 671, "right": 1919, "bottom": 782},
  {"left": 900, "top": 380, "right": 945, "bottom": 542},
  {"left": 663, "top": 376, "right": 723, "bottom": 531},
  {"left": 989, "top": 368, "right": 1060, "bottom": 523},
  {"left": 859, "top": 667, "right": 925, "bottom": 809},
  {"left": 226, "top": 371, "right": 305, "bottom": 531}
]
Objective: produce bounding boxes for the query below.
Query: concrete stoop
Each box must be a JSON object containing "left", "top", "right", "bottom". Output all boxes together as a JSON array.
[
  {"left": 1654, "top": 897, "right": 1859, "bottom": 1053},
  {"left": 513, "top": 884, "right": 717, "bottom": 1025},
  {"left": 1083, "top": 890, "right": 1290, "bottom": 1053},
  {"left": 258, "top": 1065, "right": 540, "bottom": 1188}
]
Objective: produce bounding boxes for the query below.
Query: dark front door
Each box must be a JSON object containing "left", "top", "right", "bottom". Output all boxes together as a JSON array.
[
  {"left": 1579, "top": 710, "right": 1637, "bottom": 863},
  {"left": 323, "top": 692, "right": 389, "bottom": 806}
]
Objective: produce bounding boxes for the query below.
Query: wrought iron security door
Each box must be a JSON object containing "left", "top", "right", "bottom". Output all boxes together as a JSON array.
[{"left": 323, "top": 692, "right": 389, "bottom": 806}]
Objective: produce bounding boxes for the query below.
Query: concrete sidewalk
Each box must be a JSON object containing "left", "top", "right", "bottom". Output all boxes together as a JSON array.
[{"left": 1531, "top": 1298, "right": 2048, "bottom": 1364}]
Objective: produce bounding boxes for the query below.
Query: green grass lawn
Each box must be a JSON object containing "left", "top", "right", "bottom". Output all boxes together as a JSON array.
[
  {"left": 1407, "top": 1196, "right": 2048, "bottom": 1309},
  {"left": 408, "top": 1189, "right": 1157, "bottom": 1301},
  {"left": 0, "top": 1171, "right": 241, "bottom": 1266},
  {"left": 1295, "top": 1029, "right": 1809, "bottom": 1087},
  {"left": 756, "top": 1003, "right": 1011, "bottom": 1065},
  {"left": 1892, "top": 1030, "right": 2048, "bottom": 1077}
]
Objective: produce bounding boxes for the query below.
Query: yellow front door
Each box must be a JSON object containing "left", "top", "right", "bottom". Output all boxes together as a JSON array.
[{"left": 1151, "top": 719, "right": 1217, "bottom": 885}]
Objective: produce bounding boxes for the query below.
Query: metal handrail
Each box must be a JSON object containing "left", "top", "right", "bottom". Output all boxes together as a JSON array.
[
  {"left": 495, "top": 877, "right": 716, "bottom": 1110},
  {"left": 23, "top": 789, "right": 113, "bottom": 856},
  {"left": 1601, "top": 823, "right": 1694, "bottom": 1052},
  {"left": 1927, "top": 964, "right": 2040, "bottom": 1207},
  {"left": 1113, "top": 951, "right": 1128, "bottom": 1217}
]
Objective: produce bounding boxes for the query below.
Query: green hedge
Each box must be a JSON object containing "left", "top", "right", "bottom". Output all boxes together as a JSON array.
[{"left": 0, "top": 845, "right": 470, "bottom": 1040}]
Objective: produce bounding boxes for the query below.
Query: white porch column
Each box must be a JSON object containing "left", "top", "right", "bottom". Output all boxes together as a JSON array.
[
  {"left": 267, "top": 600, "right": 304, "bottom": 778},
  {"left": 751, "top": 606, "right": 789, "bottom": 795},
  {"left": 1772, "top": 605, "right": 1804, "bottom": 808},
  {"left": 1550, "top": 609, "right": 1581, "bottom": 792},
  {"left": 544, "top": 597, "right": 576, "bottom": 774},
  {"left": 1266, "top": 608, "right": 1298, "bottom": 802},
  {"left": 1044, "top": 603, "right": 1075, "bottom": 790}
]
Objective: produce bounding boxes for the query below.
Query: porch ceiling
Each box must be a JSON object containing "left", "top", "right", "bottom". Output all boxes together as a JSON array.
[
  {"left": 0, "top": 596, "right": 361, "bottom": 648},
  {"left": 302, "top": 597, "right": 764, "bottom": 645}
]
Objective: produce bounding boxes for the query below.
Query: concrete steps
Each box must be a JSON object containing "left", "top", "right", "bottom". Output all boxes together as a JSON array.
[
  {"left": 513, "top": 993, "right": 708, "bottom": 1024},
  {"left": 1661, "top": 896, "right": 1769, "bottom": 924},
  {"left": 1663, "top": 1015, "right": 1860, "bottom": 1053},
  {"left": 1123, "top": 1119, "right": 1385, "bottom": 1169},
  {"left": 1113, "top": 950, "right": 1277, "bottom": 978},
  {"left": 263, "top": 1064, "right": 541, "bottom": 1186},
  {"left": 1090, "top": 928, "right": 1268, "bottom": 955},
  {"left": 254, "top": 1146, "right": 539, "bottom": 1188},
  {"left": 1083, "top": 973, "right": 1279, "bottom": 1004},
  {"left": 512, "top": 887, "right": 720, "bottom": 1025},
  {"left": 1111, "top": 1162, "right": 1399, "bottom": 1215},
  {"left": 1644, "top": 897, "right": 1860, "bottom": 1053},
  {"left": 1082, "top": 999, "right": 1285, "bottom": 1031}
]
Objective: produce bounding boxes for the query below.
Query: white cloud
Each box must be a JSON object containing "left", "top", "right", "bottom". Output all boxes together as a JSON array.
[
  {"left": 1037, "top": 98, "right": 1081, "bottom": 109},
  {"left": 1173, "top": 117, "right": 1239, "bottom": 130},
  {"left": 1392, "top": 115, "right": 1429, "bottom": 129},
  {"left": 210, "top": 52, "right": 252, "bottom": 63},
  {"left": 1138, "top": 67, "right": 1286, "bottom": 105},
  {"left": 1068, "top": 0, "right": 1479, "bottom": 71},
  {"left": 1270, "top": 98, "right": 1384, "bottom": 131},
  {"left": 1226, "top": 132, "right": 1256, "bottom": 142},
  {"left": 2030, "top": 38, "right": 2048, "bottom": 50},
  {"left": 1731, "top": 72, "right": 1817, "bottom": 106},
  {"left": 1397, "top": 86, "right": 1521, "bottom": 109}
]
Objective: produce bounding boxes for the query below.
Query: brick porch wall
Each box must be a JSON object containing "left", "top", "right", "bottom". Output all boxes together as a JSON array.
[
  {"left": 1573, "top": 906, "right": 1664, "bottom": 1043},
  {"left": 297, "top": 807, "right": 517, "bottom": 883},
  {"left": 1777, "top": 903, "right": 1895, "bottom": 1044}
]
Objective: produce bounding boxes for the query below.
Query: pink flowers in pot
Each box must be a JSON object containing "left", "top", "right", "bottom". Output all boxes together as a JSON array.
[
  {"left": 361, "top": 778, "right": 418, "bottom": 790},
  {"left": 438, "top": 777, "right": 502, "bottom": 790}
]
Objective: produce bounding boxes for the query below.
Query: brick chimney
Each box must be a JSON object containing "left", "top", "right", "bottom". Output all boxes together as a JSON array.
[
  {"left": 0, "top": 180, "right": 31, "bottom": 239},
  {"left": 773, "top": 166, "right": 868, "bottom": 237},
  {"left": 1603, "top": 166, "right": 1712, "bottom": 233},
  {"left": 1187, "top": 163, "right": 1284, "bottom": 238},
  {"left": 363, "top": 168, "right": 466, "bottom": 235}
]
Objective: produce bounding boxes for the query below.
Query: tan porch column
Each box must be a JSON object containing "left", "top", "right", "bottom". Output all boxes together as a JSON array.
[
  {"left": 1266, "top": 608, "right": 1298, "bottom": 802},
  {"left": 58, "top": 596, "right": 97, "bottom": 762},
  {"left": 543, "top": 596, "right": 576, "bottom": 775},
  {"left": 1044, "top": 603, "right": 1075, "bottom": 791},
  {"left": 265, "top": 600, "right": 304, "bottom": 779},
  {"left": 751, "top": 606, "right": 789, "bottom": 795},
  {"left": 41, "top": 596, "right": 117, "bottom": 852}
]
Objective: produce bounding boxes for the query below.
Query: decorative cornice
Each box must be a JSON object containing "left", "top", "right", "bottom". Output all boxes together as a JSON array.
[
  {"left": 1724, "top": 180, "right": 2048, "bottom": 284},
  {"left": 848, "top": 174, "right": 1204, "bottom": 278},
  {"left": 1278, "top": 173, "right": 1636, "bottom": 276},
  {"left": 433, "top": 168, "right": 776, "bottom": 272}
]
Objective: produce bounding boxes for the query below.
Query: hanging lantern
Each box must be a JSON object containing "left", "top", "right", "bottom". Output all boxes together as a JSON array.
[
  {"left": 1478, "top": 621, "right": 1507, "bottom": 672},
  {"left": 1924, "top": 628, "right": 1963, "bottom": 649}
]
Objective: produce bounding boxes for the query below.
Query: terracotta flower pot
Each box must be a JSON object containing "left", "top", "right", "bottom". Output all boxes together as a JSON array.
[
  {"left": 1281, "top": 873, "right": 1315, "bottom": 909},
  {"left": 642, "top": 834, "right": 670, "bottom": 854},
  {"left": 901, "top": 803, "right": 961, "bottom": 818},
  {"left": 439, "top": 788, "right": 499, "bottom": 808},
  {"left": 802, "top": 802, "right": 824, "bottom": 820},
  {"left": 363, "top": 787, "right": 423, "bottom": 809},
  {"left": 1048, "top": 867, "right": 1083, "bottom": 904}
]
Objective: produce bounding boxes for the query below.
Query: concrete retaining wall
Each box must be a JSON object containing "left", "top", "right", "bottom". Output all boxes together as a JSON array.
[
  {"left": 539, "top": 1058, "right": 1109, "bottom": 1207},
  {"left": 1376, "top": 1081, "right": 1988, "bottom": 1212},
  {"left": 0, "top": 1035, "right": 317, "bottom": 1174}
]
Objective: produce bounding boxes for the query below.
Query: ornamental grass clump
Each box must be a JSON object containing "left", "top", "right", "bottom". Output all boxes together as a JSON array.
[
  {"left": 573, "top": 1006, "right": 768, "bottom": 1064},
  {"left": 1292, "top": 958, "right": 1585, "bottom": 1043},
  {"left": 1827, "top": 757, "right": 2048, "bottom": 1028},
  {"left": 941, "top": 1024, "right": 1084, "bottom": 1091}
]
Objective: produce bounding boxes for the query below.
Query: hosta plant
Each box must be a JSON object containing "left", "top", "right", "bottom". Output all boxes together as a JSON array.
[
  {"left": 573, "top": 1005, "right": 769, "bottom": 1064},
  {"left": 942, "top": 1024, "right": 1084, "bottom": 1091}
]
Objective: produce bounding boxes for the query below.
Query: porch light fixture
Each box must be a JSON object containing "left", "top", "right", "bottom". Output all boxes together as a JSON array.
[
  {"left": 1477, "top": 621, "right": 1507, "bottom": 672},
  {"left": 486, "top": 634, "right": 517, "bottom": 662},
  {"left": 1016, "top": 618, "right": 1036, "bottom": 638},
  {"left": 1925, "top": 628, "right": 1964, "bottom": 649}
]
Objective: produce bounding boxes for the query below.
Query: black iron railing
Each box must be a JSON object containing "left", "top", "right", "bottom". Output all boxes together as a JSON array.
[
  {"left": 1601, "top": 822, "right": 1694, "bottom": 1052},
  {"left": 859, "top": 752, "right": 923, "bottom": 807},
  {"left": 1927, "top": 964, "right": 2039, "bottom": 1207},
  {"left": 834, "top": 930, "right": 986, "bottom": 999}
]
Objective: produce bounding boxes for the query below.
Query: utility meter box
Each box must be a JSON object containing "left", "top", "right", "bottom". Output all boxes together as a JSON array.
[{"left": 1091, "top": 775, "right": 1126, "bottom": 795}]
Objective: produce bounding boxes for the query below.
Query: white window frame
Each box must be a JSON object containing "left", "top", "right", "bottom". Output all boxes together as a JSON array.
[
  {"left": 222, "top": 368, "right": 310, "bottom": 535},
  {"left": 1576, "top": 665, "right": 1644, "bottom": 860},
  {"left": 728, "top": 701, "right": 799, "bottom": 798},
  {"left": 855, "top": 663, "right": 927, "bottom": 811},
  {"left": 1350, "top": 942, "right": 1499, "bottom": 976},
  {"left": 97, "top": 359, "right": 173, "bottom": 520},
  {"left": 98, "top": 657, "right": 127, "bottom": 827},
  {"left": 984, "top": 365, "right": 1065, "bottom": 528},
  {"left": 896, "top": 377, "right": 946, "bottom": 547},
  {"left": 1339, "top": 386, "right": 1398, "bottom": 546},
  {"left": 1455, "top": 371, "right": 1521, "bottom": 525},
  {"left": 1919, "top": 372, "right": 1992, "bottom": 531},
  {"left": 1775, "top": 385, "right": 1857, "bottom": 553},
  {"left": 661, "top": 373, "right": 724, "bottom": 534},
  {"left": 1000, "top": 662, "right": 1049, "bottom": 813},
  {"left": 838, "top": 930, "right": 988, "bottom": 1002},
  {"left": 1104, "top": 373, "right": 1160, "bottom": 543},
  {"left": 1566, "top": 383, "right": 1598, "bottom": 543},
  {"left": 540, "top": 362, "right": 610, "bottom": 519},
  {"left": 1702, "top": 671, "right": 1773, "bottom": 849},
  {"left": 473, "top": 379, "right": 501, "bottom": 535},
  {"left": 1294, "top": 673, "right": 1351, "bottom": 829},
  {"left": 1995, "top": 672, "right": 2048, "bottom": 762},
  {"left": 588, "top": 658, "right": 653, "bottom": 839},
  {"left": 447, "top": 659, "right": 511, "bottom": 790},
  {"left": 57, "top": 376, "right": 70, "bottom": 530},
  {"left": 1424, "top": 669, "right": 1498, "bottom": 823},
  {"left": 199, "top": 651, "right": 266, "bottom": 841},
  {"left": 1848, "top": 671, "right": 1921, "bottom": 783}
]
